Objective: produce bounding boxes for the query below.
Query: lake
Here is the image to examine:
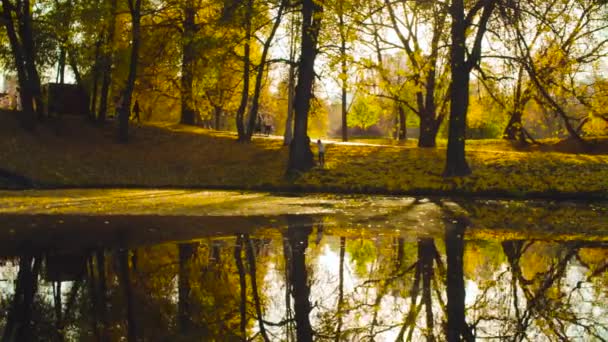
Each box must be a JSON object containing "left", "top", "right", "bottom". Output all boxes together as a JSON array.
[{"left": 0, "top": 189, "right": 606, "bottom": 341}]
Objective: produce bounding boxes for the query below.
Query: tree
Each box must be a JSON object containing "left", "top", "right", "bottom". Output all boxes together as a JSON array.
[
  {"left": 323, "top": 0, "right": 362, "bottom": 142},
  {"left": 180, "top": 0, "right": 199, "bottom": 125},
  {"left": 235, "top": 0, "right": 253, "bottom": 137},
  {"left": 96, "top": 0, "right": 118, "bottom": 123},
  {"left": 381, "top": 0, "right": 451, "bottom": 147},
  {"left": 287, "top": 0, "right": 323, "bottom": 174},
  {"left": 510, "top": 0, "right": 608, "bottom": 142},
  {"left": 117, "top": 0, "right": 142, "bottom": 143},
  {"left": 443, "top": 0, "right": 497, "bottom": 177},
  {"left": 282, "top": 7, "right": 299, "bottom": 145},
  {"left": 241, "top": 0, "right": 288, "bottom": 141},
  {"left": 1, "top": 0, "right": 44, "bottom": 128}
]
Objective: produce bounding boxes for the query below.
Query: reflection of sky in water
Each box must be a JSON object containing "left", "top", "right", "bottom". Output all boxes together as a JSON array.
[
  {"left": 0, "top": 232, "right": 608, "bottom": 340},
  {"left": 260, "top": 236, "right": 608, "bottom": 341}
]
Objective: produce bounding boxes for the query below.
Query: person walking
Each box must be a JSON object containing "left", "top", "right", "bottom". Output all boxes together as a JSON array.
[
  {"left": 132, "top": 100, "right": 141, "bottom": 123},
  {"left": 317, "top": 139, "right": 325, "bottom": 168}
]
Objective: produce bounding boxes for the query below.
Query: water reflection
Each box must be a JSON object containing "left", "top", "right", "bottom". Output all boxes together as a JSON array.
[{"left": 0, "top": 216, "right": 607, "bottom": 341}]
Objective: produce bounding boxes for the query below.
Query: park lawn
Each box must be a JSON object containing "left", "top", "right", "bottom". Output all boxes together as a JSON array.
[{"left": 1, "top": 112, "right": 607, "bottom": 199}]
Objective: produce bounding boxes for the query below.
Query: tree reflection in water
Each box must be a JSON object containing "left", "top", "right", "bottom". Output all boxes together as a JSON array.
[{"left": 0, "top": 215, "right": 607, "bottom": 341}]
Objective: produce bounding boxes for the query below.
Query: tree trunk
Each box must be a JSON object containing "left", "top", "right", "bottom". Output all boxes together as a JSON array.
[
  {"left": 178, "top": 243, "right": 197, "bottom": 333},
  {"left": 118, "top": 250, "right": 137, "bottom": 342},
  {"left": 236, "top": 0, "right": 253, "bottom": 140},
  {"left": 419, "top": 114, "right": 439, "bottom": 147},
  {"left": 180, "top": 0, "right": 197, "bottom": 125},
  {"left": 445, "top": 220, "right": 472, "bottom": 342},
  {"left": 234, "top": 236, "right": 248, "bottom": 339},
  {"left": 214, "top": 106, "right": 222, "bottom": 130},
  {"left": 1, "top": 0, "right": 36, "bottom": 129},
  {"left": 397, "top": 105, "right": 407, "bottom": 141},
  {"left": 287, "top": 0, "right": 323, "bottom": 174},
  {"left": 287, "top": 216, "right": 313, "bottom": 342},
  {"left": 339, "top": 2, "right": 348, "bottom": 142},
  {"left": 335, "top": 236, "right": 346, "bottom": 342},
  {"left": 118, "top": 0, "right": 142, "bottom": 143},
  {"left": 53, "top": 281, "right": 63, "bottom": 340},
  {"left": 20, "top": 0, "right": 43, "bottom": 118},
  {"left": 57, "top": 47, "right": 66, "bottom": 84},
  {"left": 244, "top": 0, "right": 286, "bottom": 141},
  {"left": 283, "top": 11, "right": 298, "bottom": 146},
  {"left": 2, "top": 255, "right": 40, "bottom": 342},
  {"left": 244, "top": 235, "right": 271, "bottom": 342},
  {"left": 97, "top": 0, "right": 118, "bottom": 124},
  {"left": 96, "top": 250, "right": 110, "bottom": 342},
  {"left": 503, "top": 111, "right": 524, "bottom": 141},
  {"left": 420, "top": 238, "right": 436, "bottom": 342},
  {"left": 443, "top": 0, "right": 471, "bottom": 177},
  {"left": 90, "top": 35, "right": 104, "bottom": 121}
]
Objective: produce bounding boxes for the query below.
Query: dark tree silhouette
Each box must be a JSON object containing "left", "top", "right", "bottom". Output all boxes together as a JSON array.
[{"left": 287, "top": 0, "right": 323, "bottom": 174}]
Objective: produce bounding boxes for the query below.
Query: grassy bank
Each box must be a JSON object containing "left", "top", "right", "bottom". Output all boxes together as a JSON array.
[{"left": 1, "top": 112, "right": 607, "bottom": 199}]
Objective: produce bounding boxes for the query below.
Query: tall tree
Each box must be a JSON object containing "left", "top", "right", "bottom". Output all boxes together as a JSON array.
[
  {"left": 118, "top": 0, "right": 142, "bottom": 142},
  {"left": 242, "top": 0, "right": 287, "bottom": 141},
  {"left": 97, "top": 0, "right": 118, "bottom": 123},
  {"left": 235, "top": 0, "right": 253, "bottom": 137},
  {"left": 282, "top": 7, "right": 298, "bottom": 145},
  {"left": 1, "top": 0, "right": 44, "bottom": 128},
  {"left": 286, "top": 0, "right": 323, "bottom": 173},
  {"left": 382, "top": 0, "right": 450, "bottom": 147},
  {"left": 180, "top": 0, "right": 198, "bottom": 125},
  {"left": 444, "top": 0, "right": 497, "bottom": 177},
  {"left": 286, "top": 216, "right": 313, "bottom": 342},
  {"left": 445, "top": 220, "right": 473, "bottom": 341}
]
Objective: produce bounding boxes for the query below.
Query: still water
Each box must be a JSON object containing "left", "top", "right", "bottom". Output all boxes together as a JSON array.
[{"left": 0, "top": 190, "right": 607, "bottom": 341}]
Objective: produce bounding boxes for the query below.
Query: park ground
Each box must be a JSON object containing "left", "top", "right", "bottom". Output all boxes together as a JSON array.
[{"left": 1, "top": 111, "right": 607, "bottom": 199}]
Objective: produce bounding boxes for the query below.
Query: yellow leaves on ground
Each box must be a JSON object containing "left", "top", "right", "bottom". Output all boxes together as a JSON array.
[{"left": 0, "top": 115, "right": 607, "bottom": 197}]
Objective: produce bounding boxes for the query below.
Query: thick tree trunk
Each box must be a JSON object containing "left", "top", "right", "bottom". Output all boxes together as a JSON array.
[
  {"left": 445, "top": 220, "right": 473, "bottom": 342},
  {"left": 444, "top": 0, "right": 471, "bottom": 177},
  {"left": 419, "top": 114, "right": 439, "bottom": 147},
  {"left": 95, "top": 250, "right": 110, "bottom": 342},
  {"left": 97, "top": 0, "right": 118, "bottom": 124},
  {"left": 1, "top": 0, "right": 37, "bottom": 128},
  {"left": 118, "top": 250, "right": 137, "bottom": 342},
  {"left": 178, "top": 243, "right": 197, "bottom": 333},
  {"left": 118, "top": 0, "right": 142, "bottom": 143},
  {"left": 287, "top": 0, "right": 323, "bottom": 173},
  {"left": 2, "top": 255, "right": 40, "bottom": 342},
  {"left": 20, "top": 0, "right": 43, "bottom": 118},
  {"left": 180, "top": 0, "right": 197, "bottom": 125},
  {"left": 287, "top": 216, "right": 313, "bottom": 342},
  {"left": 503, "top": 111, "right": 524, "bottom": 141},
  {"left": 214, "top": 106, "right": 222, "bottom": 130},
  {"left": 420, "top": 238, "right": 436, "bottom": 342}
]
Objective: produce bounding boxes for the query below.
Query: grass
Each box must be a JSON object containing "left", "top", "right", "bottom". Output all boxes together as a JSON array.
[{"left": 1, "top": 111, "right": 607, "bottom": 199}]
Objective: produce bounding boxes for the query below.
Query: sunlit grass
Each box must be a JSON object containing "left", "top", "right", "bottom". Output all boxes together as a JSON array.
[{"left": 0, "top": 113, "right": 607, "bottom": 198}]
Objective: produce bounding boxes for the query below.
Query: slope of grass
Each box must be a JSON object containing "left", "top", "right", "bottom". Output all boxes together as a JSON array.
[{"left": 1, "top": 112, "right": 607, "bottom": 199}]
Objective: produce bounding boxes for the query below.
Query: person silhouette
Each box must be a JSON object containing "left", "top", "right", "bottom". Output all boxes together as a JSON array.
[
  {"left": 317, "top": 139, "right": 325, "bottom": 168},
  {"left": 132, "top": 100, "right": 141, "bottom": 123}
]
